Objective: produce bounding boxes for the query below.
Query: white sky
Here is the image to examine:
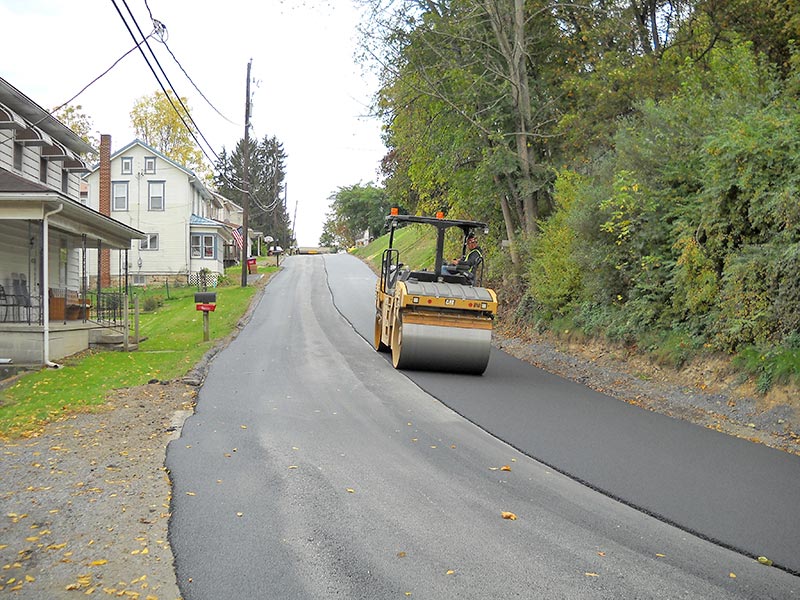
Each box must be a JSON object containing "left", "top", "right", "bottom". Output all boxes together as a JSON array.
[{"left": 0, "top": 0, "right": 386, "bottom": 245}]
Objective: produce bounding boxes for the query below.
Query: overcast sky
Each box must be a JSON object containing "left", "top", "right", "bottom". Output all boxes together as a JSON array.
[{"left": 1, "top": 0, "right": 386, "bottom": 245}]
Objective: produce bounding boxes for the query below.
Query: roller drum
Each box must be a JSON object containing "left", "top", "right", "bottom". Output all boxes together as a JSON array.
[{"left": 392, "top": 320, "right": 491, "bottom": 374}]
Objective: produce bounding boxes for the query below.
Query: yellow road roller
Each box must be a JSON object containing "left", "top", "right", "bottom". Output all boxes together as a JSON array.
[{"left": 374, "top": 212, "right": 498, "bottom": 374}]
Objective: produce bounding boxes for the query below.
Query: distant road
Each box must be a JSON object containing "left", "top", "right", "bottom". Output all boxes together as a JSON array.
[{"left": 166, "top": 255, "right": 798, "bottom": 599}]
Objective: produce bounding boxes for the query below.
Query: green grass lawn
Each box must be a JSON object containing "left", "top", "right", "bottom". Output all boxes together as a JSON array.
[
  {"left": 0, "top": 264, "right": 277, "bottom": 438},
  {"left": 352, "top": 223, "right": 439, "bottom": 271}
]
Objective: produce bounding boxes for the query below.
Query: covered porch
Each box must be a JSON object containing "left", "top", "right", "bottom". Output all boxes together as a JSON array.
[{"left": 0, "top": 171, "right": 144, "bottom": 366}]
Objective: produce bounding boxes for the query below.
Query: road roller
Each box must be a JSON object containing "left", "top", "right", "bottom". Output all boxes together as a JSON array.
[{"left": 374, "top": 212, "right": 498, "bottom": 375}]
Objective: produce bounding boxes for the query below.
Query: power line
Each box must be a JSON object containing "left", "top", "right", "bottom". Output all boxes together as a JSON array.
[
  {"left": 111, "top": 0, "right": 222, "bottom": 169},
  {"left": 113, "top": 0, "right": 284, "bottom": 213},
  {"left": 35, "top": 32, "right": 155, "bottom": 127},
  {"left": 151, "top": 19, "right": 240, "bottom": 126}
]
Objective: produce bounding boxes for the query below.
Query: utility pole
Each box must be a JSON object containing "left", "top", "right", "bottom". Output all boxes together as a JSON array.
[{"left": 241, "top": 59, "right": 252, "bottom": 287}]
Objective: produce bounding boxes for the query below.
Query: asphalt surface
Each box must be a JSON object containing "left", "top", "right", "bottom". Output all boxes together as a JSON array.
[
  {"left": 324, "top": 252, "right": 800, "bottom": 573},
  {"left": 167, "top": 254, "right": 799, "bottom": 599}
]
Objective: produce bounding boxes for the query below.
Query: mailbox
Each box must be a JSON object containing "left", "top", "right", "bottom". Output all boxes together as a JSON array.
[{"left": 194, "top": 292, "right": 217, "bottom": 304}]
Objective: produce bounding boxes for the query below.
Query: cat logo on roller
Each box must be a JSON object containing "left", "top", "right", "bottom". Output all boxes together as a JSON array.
[{"left": 374, "top": 212, "right": 498, "bottom": 375}]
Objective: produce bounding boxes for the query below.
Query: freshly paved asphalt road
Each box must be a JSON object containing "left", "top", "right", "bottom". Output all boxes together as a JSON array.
[
  {"left": 325, "top": 252, "right": 800, "bottom": 574},
  {"left": 167, "top": 254, "right": 799, "bottom": 599}
]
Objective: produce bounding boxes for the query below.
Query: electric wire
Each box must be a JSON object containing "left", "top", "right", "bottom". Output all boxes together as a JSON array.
[
  {"left": 111, "top": 0, "right": 285, "bottom": 219},
  {"left": 115, "top": 0, "right": 223, "bottom": 167},
  {"left": 34, "top": 32, "right": 155, "bottom": 127},
  {"left": 148, "top": 16, "right": 240, "bottom": 126}
]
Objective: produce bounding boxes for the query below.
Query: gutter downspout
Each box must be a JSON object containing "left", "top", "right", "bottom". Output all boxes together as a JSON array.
[{"left": 43, "top": 203, "right": 64, "bottom": 368}]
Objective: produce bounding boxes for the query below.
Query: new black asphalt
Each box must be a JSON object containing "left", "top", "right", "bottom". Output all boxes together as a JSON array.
[{"left": 324, "top": 253, "right": 800, "bottom": 575}]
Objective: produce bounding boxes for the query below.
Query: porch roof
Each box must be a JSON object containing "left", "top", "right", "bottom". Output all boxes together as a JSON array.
[{"left": 0, "top": 168, "right": 145, "bottom": 249}]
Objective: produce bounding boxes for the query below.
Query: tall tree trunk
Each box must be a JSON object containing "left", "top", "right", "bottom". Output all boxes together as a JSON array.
[{"left": 485, "top": 0, "right": 538, "bottom": 235}]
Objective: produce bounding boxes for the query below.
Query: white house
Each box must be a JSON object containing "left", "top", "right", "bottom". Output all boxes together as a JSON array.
[
  {"left": 0, "top": 77, "right": 144, "bottom": 366},
  {"left": 84, "top": 139, "right": 235, "bottom": 286}
]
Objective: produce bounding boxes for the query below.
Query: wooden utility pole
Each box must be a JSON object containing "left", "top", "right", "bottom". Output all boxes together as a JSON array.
[{"left": 241, "top": 59, "right": 252, "bottom": 287}]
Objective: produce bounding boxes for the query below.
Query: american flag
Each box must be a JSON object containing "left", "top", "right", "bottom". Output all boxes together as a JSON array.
[{"left": 232, "top": 226, "right": 244, "bottom": 250}]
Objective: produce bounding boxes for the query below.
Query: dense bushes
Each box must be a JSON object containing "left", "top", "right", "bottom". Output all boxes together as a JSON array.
[{"left": 524, "top": 40, "right": 800, "bottom": 384}]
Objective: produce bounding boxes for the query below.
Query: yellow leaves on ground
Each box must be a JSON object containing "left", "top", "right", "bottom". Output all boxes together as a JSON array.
[
  {"left": 757, "top": 556, "right": 773, "bottom": 566},
  {"left": 501, "top": 511, "right": 517, "bottom": 520},
  {"left": 346, "top": 488, "right": 356, "bottom": 494},
  {"left": 445, "top": 569, "right": 455, "bottom": 575},
  {"left": 585, "top": 572, "right": 600, "bottom": 577}
]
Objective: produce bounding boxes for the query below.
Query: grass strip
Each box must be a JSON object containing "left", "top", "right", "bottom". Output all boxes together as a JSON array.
[{"left": 0, "top": 265, "right": 276, "bottom": 438}]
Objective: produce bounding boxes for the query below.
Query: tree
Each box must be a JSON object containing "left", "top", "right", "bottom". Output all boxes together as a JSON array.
[
  {"left": 320, "top": 183, "right": 389, "bottom": 247},
  {"left": 130, "top": 91, "right": 207, "bottom": 178},
  {"left": 214, "top": 134, "right": 293, "bottom": 249},
  {"left": 52, "top": 104, "right": 98, "bottom": 151},
  {"left": 362, "top": 0, "right": 567, "bottom": 272}
]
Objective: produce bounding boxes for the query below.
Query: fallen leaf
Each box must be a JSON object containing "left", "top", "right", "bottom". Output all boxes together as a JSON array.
[
  {"left": 236, "top": 512, "right": 244, "bottom": 517},
  {"left": 288, "top": 465, "right": 298, "bottom": 470},
  {"left": 186, "top": 492, "right": 196, "bottom": 496},
  {"left": 446, "top": 569, "right": 455, "bottom": 575},
  {"left": 729, "top": 572, "right": 736, "bottom": 578},
  {"left": 757, "top": 556, "right": 773, "bottom": 566},
  {"left": 597, "top": 552, "right": 606, "bottom": 557},
  {"left": 346, "top": 488, "right": 355, "bottom": 494},
  {"left": 397, "top": 551, "right": 406, "bottom": 558},
  {"left": 585, "top": 572, "right": 599, "bottom": 577},
  {"left": 90, "top": 559, "right": 108, "bottom": 566},
  {"left": 241, "top": 425, "right": 247, "bottom": 429},
  {"left": 501, "top": 511, "right": 517, "bottom": 520},
  {"left": 500, "top": 465, "right": 511, "bottom": 471},
  {"left": 655, "top": 553, "right": 665, "bottom": 558}
]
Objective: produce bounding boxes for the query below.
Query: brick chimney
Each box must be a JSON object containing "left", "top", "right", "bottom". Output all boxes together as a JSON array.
[{"left": 99, "top": 134, "right": 111, "bottom": 287}]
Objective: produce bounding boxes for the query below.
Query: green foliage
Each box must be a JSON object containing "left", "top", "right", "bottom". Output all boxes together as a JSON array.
[
  {"left": 526, "top": 170, "right": 582, "bottom": 315},
  {"left": 321, "top": 183, "right": 391, "bottom": 248},
  {"left": 142, "top": 295, "right": 165, "bottom": 312},
  {"left": 358, "top": 1, "right": 800, "bottom": 388},
  {"left": 130, "top": 91, "right": 207, "bottom": 178},
  {"left": 734, "top": 335, "right": 800, "bottom": 394},
  {"left": 214, "top": 136, "right": 292, "bottom": 248}
]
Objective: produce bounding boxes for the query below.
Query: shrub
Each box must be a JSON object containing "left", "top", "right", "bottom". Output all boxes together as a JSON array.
[{"left": 143, "top": 295, "right": 165, "bottom": 312}]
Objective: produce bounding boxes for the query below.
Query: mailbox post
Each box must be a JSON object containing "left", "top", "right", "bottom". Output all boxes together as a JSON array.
[{"left": 195, "top": 292, "right": 217, "bottom": 342}]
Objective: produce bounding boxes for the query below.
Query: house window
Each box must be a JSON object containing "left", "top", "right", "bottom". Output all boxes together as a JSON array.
[
  {"left": 112, "top": 181, "right": 129, "bottom": 211},
  {"left": 13, "top": 142, "right": 23, "bottom": 170},
  {"left": 121, "top": 157, "right": 133, "bottom": 174},
  {"left": 133, "top": 274, "right": 146, "bottom": 286},
  {"left": 61, "top": 169, "right": 69, "bottom": 193},
  {"left": 191, "top": 234, "right": 216, "bottom": 259},
  {"left": 40, "top": 157, "right": 48, "bottom": 183},
  {"left": 144, "top": 156, "right": 156, "bottom": 174},
  {"left": 140, "top": 233, "right": 159, "bottom": 250},
  {"left": 148, "top": 181, "right": 164, "bottom": 210}
]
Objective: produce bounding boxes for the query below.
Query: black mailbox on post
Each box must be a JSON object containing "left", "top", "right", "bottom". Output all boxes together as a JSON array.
[{"left": 194, "top": 292, "right": 217, "bottom": 304}]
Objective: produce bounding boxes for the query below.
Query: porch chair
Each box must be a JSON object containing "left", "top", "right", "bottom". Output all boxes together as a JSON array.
[
  {"left": 0, "top": 284, "right": 16, "bottom": 322},
  {"left": 12, "top": 273, "right": 34, "bottom": 324}
]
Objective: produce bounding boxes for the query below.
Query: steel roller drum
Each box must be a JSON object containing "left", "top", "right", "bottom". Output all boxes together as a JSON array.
[{"left": 392, "top": 321, "right": 491, "bottom": 374}]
